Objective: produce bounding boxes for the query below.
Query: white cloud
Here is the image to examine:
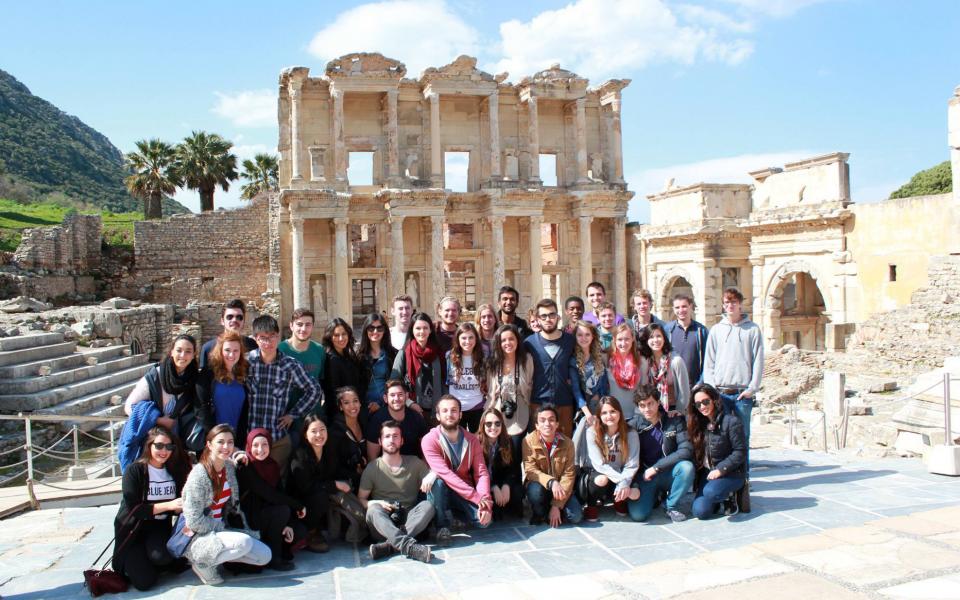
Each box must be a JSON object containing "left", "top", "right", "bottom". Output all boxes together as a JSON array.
[
  {"left": 626, "top": 150, "right": 816, "bottom": 222},
  {"left": 721, "top": 0, "right": 830, "bottom": 18},
  {"left": 493, "top": 0, "right": 754, "bottom": 81},
  {"left": 307, "top": 0, "right": 480, "bottom": 78},
  {"left": 212, "top": 90, "right": 277, "bottom": 127}
]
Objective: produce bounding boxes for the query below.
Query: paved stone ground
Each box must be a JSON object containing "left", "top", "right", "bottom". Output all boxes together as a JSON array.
[{"left": 2, "top": 448, "right": 959, "bottom": 600}]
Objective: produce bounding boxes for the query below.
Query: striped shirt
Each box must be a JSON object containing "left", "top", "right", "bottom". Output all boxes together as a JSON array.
[
  {"left": 209, "top": 470, "right": 231, "bottom": 520},
  {"left": 247, "top": 349, "right": 323, "bottom": 441}
]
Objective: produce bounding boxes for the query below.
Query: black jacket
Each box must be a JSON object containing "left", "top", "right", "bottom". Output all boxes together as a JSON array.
[
  {"left": 703, "top": 410, "right": 747, "bottom": 479},
  {"left": 112, "top": 461, "right": 186, "bottom": 572},
  {"left": 287, "top": 444, "right": 351, "bottom": 501},
  {"left": 634, "top": 410, "right": 693, "bottom": 471},
  {"left": 486, "top": 444, "right": 521, "bottom": 488},
  {"left": 237, "top": 463, "right": 304, "bottom": 528},
  {"left": 331, "top": 415, "right": 368, "bottom": 491},
  {"left": 321, "top": 349, "right": 367, "bottom": 419}
]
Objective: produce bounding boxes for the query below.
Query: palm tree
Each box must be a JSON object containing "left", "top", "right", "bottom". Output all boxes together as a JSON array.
[
  {"left": 124, "top": 139, "right": 181, "bottom": 219},
  {"left": 240, "top": 153, "right": 279, "bottom": 200},
  {"left": 175, "top": 131, "right": 238, "bottom": 212}
]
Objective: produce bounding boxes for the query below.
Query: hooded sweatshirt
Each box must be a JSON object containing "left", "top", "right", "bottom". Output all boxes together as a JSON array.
[{"left": 702, "top": 314, "right": 764, "bottom": 395}]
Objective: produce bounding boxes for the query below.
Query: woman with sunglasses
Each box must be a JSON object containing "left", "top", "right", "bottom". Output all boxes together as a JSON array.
[
  {"left": 446, "top": 322, "right": 487, "bottom": 433},
  {"left": 639, "top": 323, "right": 690, "bottom": 416},
  {"left": 474, "top": 303, "right": 500, "bottom": 357},
  {"left": 112, "top": 427, "right": 190, "bottom": 591},
  {"left": 478, "top": 407, "right": 523, "bottom": 520},
  {"left": 686, "top": 383, "right": 747, "bottom": 519},
  {"left": 321, "top": 318, "right": 367, "bottom": 421},
  {"left": 358, "top": 313, "right": 397, "bottom": 415},
  {"left": 196, "top": 331, "right": 250, "bottom": 447}
]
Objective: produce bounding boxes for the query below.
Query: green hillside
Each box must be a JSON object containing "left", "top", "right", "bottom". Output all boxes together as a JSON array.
[
  {"left": 0, "top": 198, "right": 138, "bottom": 252},
  {"left": 0, "top": 68, "right": 188, "bottom": 215}
]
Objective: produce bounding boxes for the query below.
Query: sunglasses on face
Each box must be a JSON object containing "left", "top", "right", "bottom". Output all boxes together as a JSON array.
[
  {"left": 225, "top": 314, "right": 244, "bottom": 321},
  {"left": 483, "top": 421, "right": 502, "bottom": 428},
  {"left": 152, "top": 442, "right": 176, "bottom": 451},
  {"left": 368, "top": 326, "right": 385, "bottom": 333},
  {"left": 694, "top": 399, "right": 713, "bottom": 408},
  {"left": 538, "top": 312, "right": 559, "bottom": 320}
]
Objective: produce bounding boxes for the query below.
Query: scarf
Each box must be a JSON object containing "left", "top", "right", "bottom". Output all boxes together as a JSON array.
[
  {"left": 159, "top": 356, "right": 198, "bottom": 396},
  {"left": 650, "top": 354, "right": 672, "bottom": 411},
  {"left": 609, "top": 351, "right": 639, "bottom": 390},
  {"left": 437, "top": 427, "right": 466, "bottom": 471},
  {"left": 404, "top": 339, "right": 444, "bottom": 400},
  {"left": 245, "top": 428, "right": 281, "bottom": 488}
]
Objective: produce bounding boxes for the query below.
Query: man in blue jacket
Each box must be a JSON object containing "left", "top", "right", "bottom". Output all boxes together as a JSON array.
[
  {"left": 665, "top": 293, "right": 709, "bottom": 385},
  {"left": 523, "top": 299, "right": 576, "bottom": 437}
]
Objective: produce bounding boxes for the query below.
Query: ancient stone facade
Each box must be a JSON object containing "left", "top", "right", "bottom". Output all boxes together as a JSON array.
[
  {"left": 12, "top": 213, "right": 102, "bottom": 274},
  {"left": 275, "top": 54, "right": 633, "bottom": 326}
]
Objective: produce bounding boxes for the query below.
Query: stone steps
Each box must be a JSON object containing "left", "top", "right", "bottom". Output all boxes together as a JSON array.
[
  {"left": 1, "top": 354, "right": 149, "bottom": 395},
  {"left": 0, "top": 346, "right": 128, "bottom": 379},
  {"left": 0, "top": 333, "right": 65, "bottom": 352},
  {"left": 0, "top": 341, "right": 76, "bottom": 367},
  {"left": 0, "top": 362, "right": 153, "bottom": 412}
]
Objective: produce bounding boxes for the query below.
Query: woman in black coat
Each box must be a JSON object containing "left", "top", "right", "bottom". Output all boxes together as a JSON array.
[
  {"left": 687, "top": 383, "right": 747, "bottom": 519},
  {"left": 112, "top": 426, "right": 190, "bottom": 591},
  {"left": 478, "top": 407, "right": 523, "bottom": 519},
  {"left": 321, "top": 318, "right": 368, "bottom": 421}
]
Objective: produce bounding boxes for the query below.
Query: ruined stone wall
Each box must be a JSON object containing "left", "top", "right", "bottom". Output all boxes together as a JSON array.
[
  {"left": 12, "top": 213, "right": 102, "bottom": 274},
  {"left": 131, "top": 198, "right": 270, "bottom": 306}
]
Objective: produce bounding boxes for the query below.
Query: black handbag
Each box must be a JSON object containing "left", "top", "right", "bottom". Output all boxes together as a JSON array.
[{"left": 178, "top": 407, "right": 206, "bottom": 453}]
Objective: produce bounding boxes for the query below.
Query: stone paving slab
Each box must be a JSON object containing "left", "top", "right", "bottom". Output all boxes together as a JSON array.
[{"left": 1, "top": 448, "right": 959, "bottom": 599}]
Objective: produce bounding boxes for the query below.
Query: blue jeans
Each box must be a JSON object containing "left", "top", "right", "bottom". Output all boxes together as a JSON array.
[
  {"left": 628, "top": 460, "right": 695, "bottom": 522},
  {"left": 526, "top": 481, "right": 583, "bottom": 524},
  {"left": 428, "top": 479, "right": 489, "bottom": 530},
  {"left": 692, "top": 476, "right": 746, "bottom": 519},
  {"left": 720, "top": 391, "right": 752, "bottom": 472}
]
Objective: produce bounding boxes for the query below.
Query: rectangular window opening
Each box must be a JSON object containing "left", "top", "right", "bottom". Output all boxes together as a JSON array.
[
  {"left": 444, "top": 152, "right": 469, "bottom": 192},
  {"left": 889, "top": 264, "right": 897, "bottom": 282},
  {"left": 348, "top": 151, "right": 374, "bottom": 186},
  {"left": 539, "top": 154, "right": 557, "bottom": 187}
]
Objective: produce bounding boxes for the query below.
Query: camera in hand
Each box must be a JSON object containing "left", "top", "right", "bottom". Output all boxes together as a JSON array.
[
  {"left": 388, "top": 500, "right": 405, "bottom": 525},
  {"left": 501, "top": 397, "right": 517, "bottom": 419}
]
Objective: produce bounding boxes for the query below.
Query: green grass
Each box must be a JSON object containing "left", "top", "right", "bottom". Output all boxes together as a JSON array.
[{"left": 0, "top": 198, "right": 142, "bottom": 251}]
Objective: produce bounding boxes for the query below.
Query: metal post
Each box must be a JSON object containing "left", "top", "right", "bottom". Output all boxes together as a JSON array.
[
  {"left": 945, "top": 373, "right": 954, "bottom": 447},
  {"left": 24, "top": 415, "right": 34, "bottom": 481},
  {"left": 72, "top": 425, "right": 80, "bottom": 466},
  {"left": 109, "top": 422, "right": 117, "bottom": 477},
  {"left": 841, "top": 401, "right": 850, "bottom": 449},
  {"left": 821, "top": 410, "right": 828, "bottom": 452}
]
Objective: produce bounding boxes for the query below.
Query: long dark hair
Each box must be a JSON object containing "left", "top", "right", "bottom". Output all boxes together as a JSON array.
[
  {"left": 638, "top": 322, "right": 673, "bottom": 359},
  {"left": 407, "top": 312, "right": 439, "bottom": 349},
  {"left": 198, "top": 424, "right": 235, "bottom": 498},
  {"left": 323, "top": 317, "right": 361, "bottom": 364},
  {"left": 592, "top": 396, "right": 629, "bottom": 463},
  {"left": 488, "top": 323, "right": 527, "bottom": 375},
  {"left": 450, "top": 322, "right": 486, "bottom": 384},
  {"left": 358, "top": 312, "right": 393, "bottom": 357},
  {"left": 300, "top": 413, "right": 328, "bottom": 447},
  {"left": 687, "top": 383, "right": 722, "bottom": 466},
  {"left": 478, "top": 407, "right": 512, "bottom": 465},
  {"left": 136, "top": 426, "right": 189, "bottom": 488}
]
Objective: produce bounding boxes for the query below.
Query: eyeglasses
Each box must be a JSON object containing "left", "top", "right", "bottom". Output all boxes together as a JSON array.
[
  {"left": 152, "top": 442, "right": 176, "bottom": 451},
  {"left": 694, "top": 399, "right": 713, "bottom": 408},
  {"left": 225, "top": 314, "right": 244, "bottom": 321},
  {"left": 483, "top": 421, "right": 502, "bottom": 428},
  {"left": 538, "top": 312, "right": 559, "bottom": 320},
  {"left": 255, "top": 334, "right": 279, "bottom": 344},
  {"left": 368, "top": 326, "right": 385, "bottom": 333}
]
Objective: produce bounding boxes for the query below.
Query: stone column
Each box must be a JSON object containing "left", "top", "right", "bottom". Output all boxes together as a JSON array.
[
  {"left": 386, "top": 89, "right": 400, "bottom": 180},
  {"left": 612, "top": 217, "right": 627, "bottom": 314},
  {"left": 389, "top": 216, "right": 405, "bottom": 299},
  {"left": 489, "top": 215, "right": 505, "bottom": 292},
  {"left": 488, "top": 91, "right": 501, "bottom": 180},
  {"left": 579, "top": 215, "right": 593, "bottom": 293},
  {"left": 430, "top": 215, "right": 445, "bottom": 309},
  {"left": 428, "top": 92, "right": 442, "bottom": 187},
  {"left": 529, "top": 216, "right": 543, "bottom": 303},
  {"left": 526, "top": 96, "right": 541, "bottom": 183},
  {"left": 331, "top": 87, "right": 347, "bottom": 183},
  {"left": 289, "top": 78, "right": 305, "bottom": 184},
  {"left": 610, "top": 96, "right": 624, "bottom": 183},
  {"left": 334, "top": 217, "right": 351, "bottom": 324},
  {"left": 574, "top": 98, "right": 589, "bottom": 183},
  {"left": 290, "top": 215, "right": 307, "bottom": 309}
]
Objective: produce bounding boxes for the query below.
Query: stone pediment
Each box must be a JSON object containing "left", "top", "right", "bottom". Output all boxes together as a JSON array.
[
  {"left": 420, "top": 55, "right": 503, "bottom": 84},
  {"left": 325, "top": 53, "right": 406, "bottom": 79},
  {"left": 520, "top": 63, "right": 588, "bottom": 88}
]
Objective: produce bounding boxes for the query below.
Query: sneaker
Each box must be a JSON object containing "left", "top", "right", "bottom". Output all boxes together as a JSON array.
[
  {"left": 435, "top": 527, "right": 452, "bottom": 547},
  {"left": 191, "top": 562, "right": 224, "bottom": 585},
  {"left": 583, "top": 506, "right": 600, "bottom": 522},
  {"left": 267, "top": 559, "right": 296, "bottom": 572},
  {"left": 723, "top": 496, "right": 740, "bottom": 517},
  {"left": 368, "top": 542, "right": 395, "bottom": 560},
  {"left": 613, "top": 501, "right": 628, "bottom": 516},
  {"left": 665, "top": 509, "right": 687, "bottom": 523},
  {"left": 307, "top": 531, "right": 330, "bottom": 553},
  {"left": 405, "top": 543, "right": 432, "bottom": 563}
]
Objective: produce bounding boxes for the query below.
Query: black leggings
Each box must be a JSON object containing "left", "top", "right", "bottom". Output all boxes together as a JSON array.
[
  {"left": 248, "top": 504, "right": 307, "bottom": 562},
  {"left": 299, "top": 492, "right": 330, "bottom": 531},
  {"left": 583, "top": 468, "right": 616, "bottom": 505},
  {"left": 121, "top": 522, "right": 174, "bottom": 591}
]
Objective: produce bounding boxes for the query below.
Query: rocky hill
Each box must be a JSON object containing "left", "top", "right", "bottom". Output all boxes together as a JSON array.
[{"left": 0, "top": 68, "right": 187, "bottom": 215}]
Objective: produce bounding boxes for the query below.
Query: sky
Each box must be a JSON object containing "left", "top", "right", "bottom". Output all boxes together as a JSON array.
[{"left": 2, "top": 0, "right": 958, "bottom": 222}]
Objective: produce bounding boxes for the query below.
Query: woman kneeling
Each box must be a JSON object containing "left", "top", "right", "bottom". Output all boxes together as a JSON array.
[
  {"left": 581, "top": 396, "right": 640, "bottom": 521},
  {"left": 687, "top": 383, "right": 747, "bottom": 519}
]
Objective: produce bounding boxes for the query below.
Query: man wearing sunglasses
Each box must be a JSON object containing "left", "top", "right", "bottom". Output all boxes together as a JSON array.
[
  {"left": 523, "top": 298, "right": 576, "bottom": 437},
  {"left": 199, "top": 299, "right": 257, "bottom": 368}
]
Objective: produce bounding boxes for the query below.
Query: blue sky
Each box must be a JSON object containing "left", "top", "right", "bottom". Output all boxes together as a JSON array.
[{"left": 2, "top": 0, "right": 958, "bottom": 221}]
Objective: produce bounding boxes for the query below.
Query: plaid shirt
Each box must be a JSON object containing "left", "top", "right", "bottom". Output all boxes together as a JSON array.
[{"left": 247, "top": 349, "right": 322, "bottom": 440}]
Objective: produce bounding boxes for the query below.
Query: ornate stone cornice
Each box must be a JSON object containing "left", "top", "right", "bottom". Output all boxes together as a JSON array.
[{"left": 325, "top": 52, "right": 406, "bottom": 79}]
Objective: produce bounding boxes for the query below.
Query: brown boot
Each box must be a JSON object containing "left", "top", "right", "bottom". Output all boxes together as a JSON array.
[{"left": 307, "top": 530, "right": 329, "bottom": 553}]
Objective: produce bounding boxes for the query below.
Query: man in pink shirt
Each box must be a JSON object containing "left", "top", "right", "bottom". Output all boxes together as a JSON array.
[{"left": 421, "top": 395, "right": 492, "bottom": 545}]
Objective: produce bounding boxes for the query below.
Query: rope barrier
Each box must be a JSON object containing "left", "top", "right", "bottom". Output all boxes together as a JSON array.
[{"left": 33, "top": 477, "right": 122, "bottom": 492}]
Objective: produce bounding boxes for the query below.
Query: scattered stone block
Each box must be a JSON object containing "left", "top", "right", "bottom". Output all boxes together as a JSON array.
[
  {"left": 37, "top": 365, "right": 52, "bottom": 377},
  {"left": 88, "top": 339, "right": 111, "bottom": 348},
  {"left": 867, "top": 379, "right": 898, "bottom": 393},
  {"left": 0, "top": 296, "right": 52, "bottom": 313},
  {"left": 70, "top": 320, "right": 94, "bottom": 339},
  {"left": 99, "top": 297, "right": 131, "bottom": 310},
  {"left": 823, "top": 371, "right": 845, "bottom": 417},
  {"left": 85, "top": 356, "right": 99, "bottom": 366},
  {"left": 4, "top": 326, "right": 22, "bottom": 337},
  {"left": 110, "top": 395, "right": 123, "bottom": 405}
]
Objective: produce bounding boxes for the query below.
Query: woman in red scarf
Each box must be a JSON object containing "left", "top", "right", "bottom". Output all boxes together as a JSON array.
[
  {"left": 237, "top": 428, "right": 307, "bottom": 572},
  {"left": 390, "top": 312, "right": 447, "bottom": 421},
  {"left": 606, "top": 323, "right": 642, "bottom": 426}
]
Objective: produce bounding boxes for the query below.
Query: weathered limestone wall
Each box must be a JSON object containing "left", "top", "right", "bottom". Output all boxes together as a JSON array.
[
  {"left": 846, "top": 193, "right": 959, "bottom": 318},
  {"left": 12, "top": 214, "right": 102, "bottom": 274},
  {"left": 751, "top": 154, "right": 850, "bottom": 210},
  {"left": 131, "top": 198, "right": 271, "bottom": 306}
]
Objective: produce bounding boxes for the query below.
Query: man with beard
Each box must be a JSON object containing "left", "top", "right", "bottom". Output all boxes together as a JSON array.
[
  {"left": 365, "top": 379, "right": 428, "bottom": 460},
  {"left": 523, "top": 299, "right": 576, "bottom": 436},
  {"left": 421, "top": 395, "right": 492, "bottom": 545},
  {"left": 497, "top": 285, "right": 533, "bottom": 339},
  {"left": 359, "top": 421, "right": 435, "bottom": 563}
]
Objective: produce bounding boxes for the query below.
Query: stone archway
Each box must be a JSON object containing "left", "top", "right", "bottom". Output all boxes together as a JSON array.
[
  {"left": 657, "top": 267, "right": 696, "bottom": 321},
  {"left": 763, "top": 260, "right": 831, "bottom": 351}
]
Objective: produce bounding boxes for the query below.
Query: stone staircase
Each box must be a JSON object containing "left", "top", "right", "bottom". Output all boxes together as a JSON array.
[{"left": 0, "top": 332, "right": 152, "bottom": 432}]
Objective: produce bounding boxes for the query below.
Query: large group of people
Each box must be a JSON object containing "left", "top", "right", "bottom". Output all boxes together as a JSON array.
[{"left": 112, "top": 283, "right": 763, "bottom": 589}]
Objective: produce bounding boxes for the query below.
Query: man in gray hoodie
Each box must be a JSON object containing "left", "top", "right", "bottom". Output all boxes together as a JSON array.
[{"left": 703, "top": 287, "right": 763, "bottom": 471}]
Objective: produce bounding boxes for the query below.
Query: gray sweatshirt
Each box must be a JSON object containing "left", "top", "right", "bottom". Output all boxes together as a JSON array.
[
  {"left": 584, "top": 427, "right": 640, "bottom": 492},
  {"left": 702, "top": 315, "right": 764, "bottom": 395}
]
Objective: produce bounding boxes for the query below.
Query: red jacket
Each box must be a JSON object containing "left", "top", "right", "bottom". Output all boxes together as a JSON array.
[{"left": 421, "top": 426, "right": 491, "bottom": 505}]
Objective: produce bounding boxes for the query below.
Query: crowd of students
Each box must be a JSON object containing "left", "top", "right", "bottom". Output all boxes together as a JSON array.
[{"left": 112, "top": 282, "right": 763, "bottom": 589}]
